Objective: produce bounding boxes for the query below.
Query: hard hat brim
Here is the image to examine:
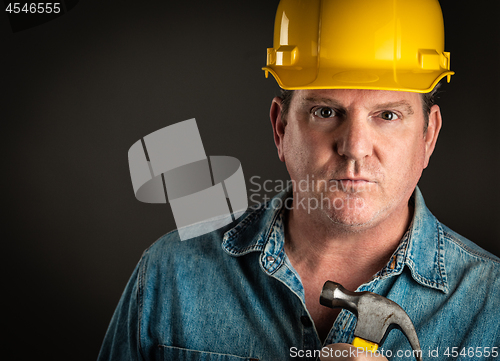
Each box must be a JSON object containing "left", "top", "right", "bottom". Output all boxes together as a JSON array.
[{"left": 263, "top": 66, "right": 454, "bottom": 93}]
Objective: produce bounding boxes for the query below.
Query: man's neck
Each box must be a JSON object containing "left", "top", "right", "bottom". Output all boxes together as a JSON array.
[
  {"left": 284, "top": 199, "right": 413, "bottom": 291},
  {"left": 282, "top": 195, "right": 413, "bottom": 342}
]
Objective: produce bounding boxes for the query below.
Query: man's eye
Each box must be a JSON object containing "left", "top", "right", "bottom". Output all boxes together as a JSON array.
[
  {"left": 380, "top": 111, "right": 399, "bottom": 121},
  {"left": 313, "top": 107, "right": 336, "bottom": 118}
]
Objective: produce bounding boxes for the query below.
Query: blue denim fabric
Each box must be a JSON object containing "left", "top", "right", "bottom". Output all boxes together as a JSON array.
[{"left": 98, "top": 187, "right": 500, "bottom": 361}]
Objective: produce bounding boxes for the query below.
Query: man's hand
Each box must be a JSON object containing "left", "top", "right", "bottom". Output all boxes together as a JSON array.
[{"left": 320, "top": 343, "right": 388, "bottom": 361}]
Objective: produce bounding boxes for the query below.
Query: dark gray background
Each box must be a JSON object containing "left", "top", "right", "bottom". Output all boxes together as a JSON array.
[{"left": 2, "top": 0, "right": 498, "bottom": 359}]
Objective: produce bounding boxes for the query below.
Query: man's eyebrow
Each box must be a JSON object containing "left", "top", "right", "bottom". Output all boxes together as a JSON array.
[
  {"left": 300, "top": 97, "right": 414, "bottom": 115},
  {"left": 375, "top": 101, "right": 414, "bottom": 115},
  {"left": 300, "top": 97, "right": 344, "bottom": 108}
]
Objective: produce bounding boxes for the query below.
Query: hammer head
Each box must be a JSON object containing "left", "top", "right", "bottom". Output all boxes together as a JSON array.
[{"left": 320, "top": 281, "right": 422, "bottom": 361}]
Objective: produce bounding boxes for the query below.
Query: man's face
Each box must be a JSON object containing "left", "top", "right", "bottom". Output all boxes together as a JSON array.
[{"left": 271, "top": 89, "right": 441, "bottom": 230}]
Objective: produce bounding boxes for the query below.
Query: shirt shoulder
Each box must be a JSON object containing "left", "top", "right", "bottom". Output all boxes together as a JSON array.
[
  {"left": 440, "top": 222, "right": 500, "bottom": 264},
  {"left": 138, "top": 206, "right": 261, "bottom": 269},
  {"left": 437, "top": 221, "right": 500, "bottom": 305},
  {"left": 140, "top": 222, "right": 229, "bottom": 267}
]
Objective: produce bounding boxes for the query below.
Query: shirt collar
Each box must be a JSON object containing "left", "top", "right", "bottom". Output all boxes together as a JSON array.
[
  {"left": 222, "top": 193, "right": 285, "bottom": 257},
  {"left": 402, "top": 186, "right": 448, "bottom": 293},
  {"left": 222, "top": 186, "right": 448, "bottom": 293}
]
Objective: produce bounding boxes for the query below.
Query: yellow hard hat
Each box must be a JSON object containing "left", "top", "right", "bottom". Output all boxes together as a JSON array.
[{"left": 263, "top": 0, "right": 454, "bottom": 93}]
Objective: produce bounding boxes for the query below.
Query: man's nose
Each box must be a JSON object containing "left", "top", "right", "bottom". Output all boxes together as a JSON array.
[{"left": 335, "top": 114, "right": 373, "bottom": 162}]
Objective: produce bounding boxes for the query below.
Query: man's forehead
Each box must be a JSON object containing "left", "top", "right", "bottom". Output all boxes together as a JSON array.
[{"left": 294, "top": 88, "right": 421, "bottom": 108}]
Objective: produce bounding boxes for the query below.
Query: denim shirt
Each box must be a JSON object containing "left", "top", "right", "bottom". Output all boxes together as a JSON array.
[{"left": 98, "top": 187, "right": 500, "bottom": 361}]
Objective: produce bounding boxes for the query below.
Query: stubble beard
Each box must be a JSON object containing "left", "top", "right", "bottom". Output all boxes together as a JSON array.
[{"left": 315, "top": 183, "right": 392, "bottom": 232}]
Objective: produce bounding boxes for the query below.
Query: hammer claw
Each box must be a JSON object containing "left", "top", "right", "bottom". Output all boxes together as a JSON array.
[{"left": 320, "top": 281, "right": 423, "bottom": 361}]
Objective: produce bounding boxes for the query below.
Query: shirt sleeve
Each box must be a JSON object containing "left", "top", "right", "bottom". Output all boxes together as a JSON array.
[{"left": 97, "top": 256, "right": 145, "bottom": 361}]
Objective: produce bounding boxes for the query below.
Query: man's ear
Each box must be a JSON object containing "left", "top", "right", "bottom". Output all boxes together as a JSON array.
[
  {"left": 270, "top": 96, "right": 287, "bottom": 162},
  {"left": 423, "top": 104, "right": 442, "bottom": 169}
]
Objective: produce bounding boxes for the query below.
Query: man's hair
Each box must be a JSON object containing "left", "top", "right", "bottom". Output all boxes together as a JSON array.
[{"left": 279, "top": 84, "right": 441, "bottom": 133}]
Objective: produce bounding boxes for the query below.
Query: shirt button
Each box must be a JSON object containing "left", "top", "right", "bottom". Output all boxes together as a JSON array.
[
  {"left": 300, "top": 316, "right": 313, "bottom": 327},
  {"left": 266, "top": 255, "right": 275, "bottom": 262}
]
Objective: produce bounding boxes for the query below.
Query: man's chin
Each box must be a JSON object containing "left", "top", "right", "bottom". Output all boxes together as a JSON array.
[
  {"left": 319, "top": 195, "right": 379, "bottom": 230},
  {"left": 319, "top": 191, "right": 368, "bottom": 214},
  {"left": 325, "top": 213, "right": 376, "bottom": 231}
]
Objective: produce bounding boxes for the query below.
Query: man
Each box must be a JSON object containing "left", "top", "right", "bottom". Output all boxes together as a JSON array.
[
  {"left": 269, "top": 86, "right": 441, "bottom": 344},
  {"left": 98, "top": 0, "right": 499, "bottom": 360}
]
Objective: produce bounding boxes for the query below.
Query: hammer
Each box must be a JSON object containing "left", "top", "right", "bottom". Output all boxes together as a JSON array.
[{"left": 320, "top": 281, "right": 423, "bottom": 361}]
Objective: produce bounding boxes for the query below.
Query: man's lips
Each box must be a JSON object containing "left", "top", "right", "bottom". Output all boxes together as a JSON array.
[
  {"left": 329, "top": 178, "right": 376, "bottom": 189},
  {"left": 331, "top": 178, "right": 373, "bottom": 183},
  {"left": 338, "top": 179, "right": 370, "bottom": 186}
]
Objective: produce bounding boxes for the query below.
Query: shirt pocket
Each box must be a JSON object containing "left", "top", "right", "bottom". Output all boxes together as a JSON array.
[{"left": 158, "top": 345, "right": 259, "bottom": 361}]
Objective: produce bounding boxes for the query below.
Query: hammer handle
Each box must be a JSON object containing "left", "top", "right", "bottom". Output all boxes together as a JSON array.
[{"left": 352, "top": 336, "right": 379, "bottom": 352}]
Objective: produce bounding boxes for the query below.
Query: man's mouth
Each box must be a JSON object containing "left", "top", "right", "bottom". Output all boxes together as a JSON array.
[
  {"left": 332, "top": 177, "right": 371, "bottom": 183},
  {"left": 330, "top": 178, "right": 374, "bottom": 191}
]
